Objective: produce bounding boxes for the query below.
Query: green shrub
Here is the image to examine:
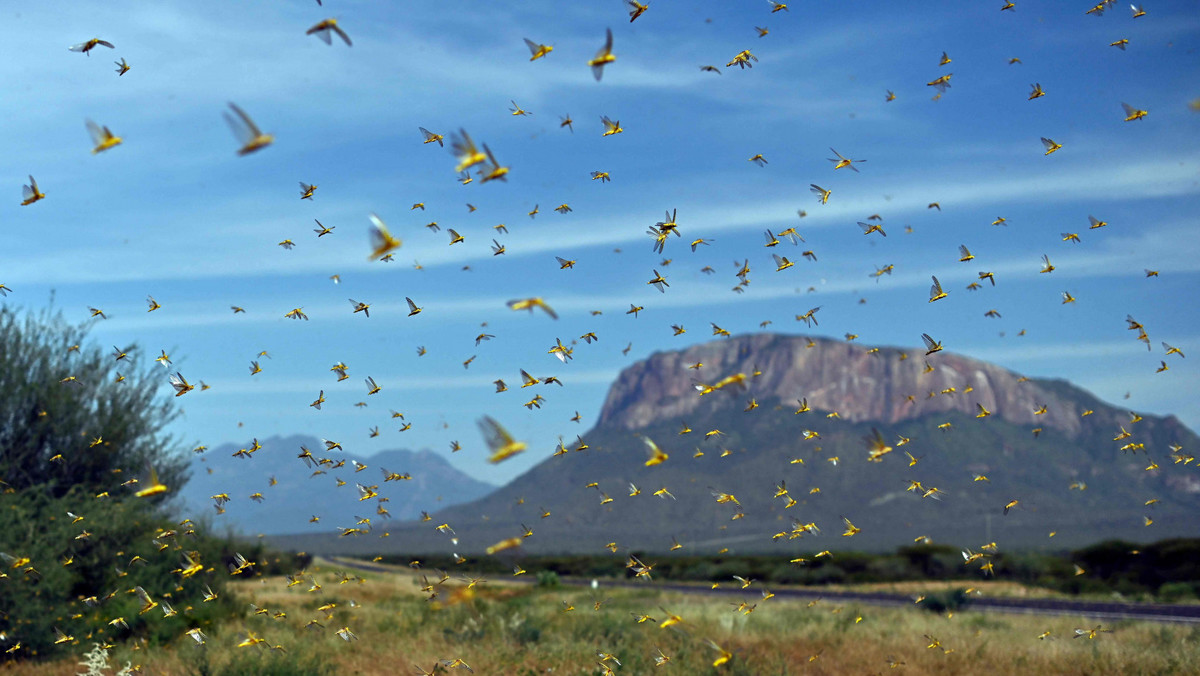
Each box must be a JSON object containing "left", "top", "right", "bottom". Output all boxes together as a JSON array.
[
  {"left": 917, "top": 588, "right": 973, "bottom": 614},
  {"left": 0, "top": 307, "right": 187, "bottom": 500},
  {"left": 0, "top": 307, "right": 235, "bottom": 662},
  {"left": 865, "top": 557, "right": 912, "bottom": 582},
  {"left": 808, "top": 563, "right": 846, "bottom": 585},
  {"left": 510, "top": 617, "right": 542, "bottom": 645},
  {"left": 0, "top": 487, "right": 246, "bottom": 660},
  {"left": 767, "top": 562, "right": 807, "bottom": 585},
  {"left": 1158, "top": 582, "right": 1199, "bottom": 603},
  {"left": 211, "top": 647, "right": 331, "bottom": 676}
]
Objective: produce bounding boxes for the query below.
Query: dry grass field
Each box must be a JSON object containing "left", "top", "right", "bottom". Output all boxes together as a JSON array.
[{"left": 3, "top": 562, "right": 1198, "bottom": 676}]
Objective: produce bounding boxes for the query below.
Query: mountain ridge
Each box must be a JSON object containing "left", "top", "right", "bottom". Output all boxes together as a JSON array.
[
  {"left": 180, "top": 434, "right": 495, "bottom": 535},
  {"left": 597, "top": 333, "right": 1155, "bottom": 440},
  {"left": 267, "top": 334, "right": 1199, "bottom": 555}
]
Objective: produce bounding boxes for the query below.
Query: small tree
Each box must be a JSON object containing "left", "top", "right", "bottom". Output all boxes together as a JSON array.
[
  {"left": 0, "top": 306, "right": 187, "bottom": 498},
  {"left": 0, "top": 306, "right": 224, "bottom": 661}
]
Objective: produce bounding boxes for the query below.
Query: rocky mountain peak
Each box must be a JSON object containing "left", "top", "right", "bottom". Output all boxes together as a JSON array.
[{"left": 597, "top": 333, "right": 1129, "bottom": 438}]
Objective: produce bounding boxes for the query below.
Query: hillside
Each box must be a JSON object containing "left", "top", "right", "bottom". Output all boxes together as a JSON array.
[
  {"left": 180, "top": 434, "right": 495, "bottom": 535},
  {"left": 597, "top": 333, "right": 1145, "bottom": 438},
  {"left": 270, "top": 334, "right": 1200, "bottom": 556}
]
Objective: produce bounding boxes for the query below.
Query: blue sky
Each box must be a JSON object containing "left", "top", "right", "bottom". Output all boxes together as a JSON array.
[{"left": 4, "top": 0, "right": 1198, "bottom": 485}]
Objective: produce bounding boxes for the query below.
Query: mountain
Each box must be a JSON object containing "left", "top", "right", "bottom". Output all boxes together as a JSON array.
[
  {"left": 269, "top": 334, "right": 1200, "bottom": 557},
  {"left": 599, "top": 333, "right": 1137, "bottom": 438},
  {"left": 178, "top": 434, "right": 495, "bottom": 535}
]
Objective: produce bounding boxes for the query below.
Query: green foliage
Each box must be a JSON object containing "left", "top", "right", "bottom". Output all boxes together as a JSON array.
[
  {"left": 218, "top": 650, "right": 331, "bottom": 676},
  {"left": 917, "top": 588, "right": 974, "bottom": 614},
  {"left": 0, "top": 307, "right": 260, "bottom": 662},
  {"left": 0, "top": 487, "right": 247, "bottom": 661},
  {"left": 897, "top": 544, "right": 960, "bottom": 578},
  {"left": 381, "top": 538, "right": 1200, "bottom": 601},
  {"left": 534, "top": 570, "right": 560, "bottom": 588},
  {"left": 1157, "top": 582, "right": 1199, "bottom": 603},
  {"left": 185, "top": 644, "right": 332, "bottom": 676},
  {"left": 0, "top": 306, "right": 186, "bottom": 499},
  {"left": 1061, "top": 538, "right": 1200, "bottom": 596},
  {"left": 229, "top": 545, "right": 311, "bottom": 580}
]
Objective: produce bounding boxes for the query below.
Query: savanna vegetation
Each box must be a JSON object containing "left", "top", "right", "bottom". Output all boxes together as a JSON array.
[
  {"left": 5, "top": 565, "right": 1199, "bottom": 676},
  {"left": 1, "top": 309, "right": 1195, "bottom": 675},
  {"left": 379, "top": 536, "right": 1200, "bottom": 603},
  {"left": 0, "top": 308, "right": 304, "bottom": 663}
]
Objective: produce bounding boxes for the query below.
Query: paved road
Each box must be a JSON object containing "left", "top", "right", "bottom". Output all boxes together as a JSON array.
[
  {"left": 320, "top": 556, "right": 1200, "bottom": 624},
  {"left": 635, "top": 580, "right": 1200, "bottom": 624}
]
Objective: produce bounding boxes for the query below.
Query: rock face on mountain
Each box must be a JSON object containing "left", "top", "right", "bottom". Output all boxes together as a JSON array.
[
  {"left": 276, "top": 334, "right": 1199, "bottom": 556},
  {"left": 597, "top": 333, "right": 1162, "bottom": 440}
]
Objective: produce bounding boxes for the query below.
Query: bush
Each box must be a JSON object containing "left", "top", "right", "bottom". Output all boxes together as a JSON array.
[
  {"left": 865, "top": 557, "right": 913, "bottom": 582},
  {"left": 768, "top": 562, "right": 807, "bottom": 585},
  {"left": 808, "top": 563, "right": 846, "bottom": 585},
  {"left": 0, "top": 487, "right": 244, "bottom": 660},
  {"left": 917, "top": 588, "right": 974, "bottom": 614},
  {"left": 0, "top": 307, "right": 234, "bottom": 661},
  {"left": 0, "top": 306, "right": 186, "bottom": 499},
  {"left": 202, "top": 647, "right": 332, "bottom": 676},
  {"left": 1158, "top": 582, "right": 1199, "bottom": 603},
  {"left": 535, "top": 570, "right": 560, "bottom": 588}
]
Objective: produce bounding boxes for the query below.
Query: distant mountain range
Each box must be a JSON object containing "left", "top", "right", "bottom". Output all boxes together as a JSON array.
[
  {"left": 268, "top": 334, "right": 1200, "bottom": 556},
  {"left": 178, "top": 434, "right": 495, "bottom": 535}
]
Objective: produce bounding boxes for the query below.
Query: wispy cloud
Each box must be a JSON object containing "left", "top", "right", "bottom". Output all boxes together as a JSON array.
[
  {"left": 959, "top": 339, "right": 1191, "bottom": 364},
  {"left": 8, "top": 152, "right": 1198, "bottom": 287},
  {"left": 7, "top": 0, "right": 1199, "bottom": 468},
  {"left": 186, "top": 368, "right": 621, "bottom": 397},
  {"left": 74, "top": 213, "right": 1199, "bottom": 336}
]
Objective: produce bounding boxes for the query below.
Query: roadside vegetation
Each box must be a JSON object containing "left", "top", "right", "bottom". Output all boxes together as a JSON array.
[
  {"left": 378, "top": 537, "right": 1200, "bottom": 604},
  {"left": 0, "top": 308, "right": 305, "bottom": 663},
  {"left": 1, "top": 312, "right": 1196, "bottom": 675},
  {"left": 4, "top": 566, "right": 1198, "bottom": 676}
]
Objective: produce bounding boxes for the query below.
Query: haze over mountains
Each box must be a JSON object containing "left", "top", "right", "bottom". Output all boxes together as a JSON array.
[
  {"left": 267, "top": 334, "right": 1200, "bottom": 556},
  {"left": 180, "top": 434, "right": 494, "bottom": 535}
]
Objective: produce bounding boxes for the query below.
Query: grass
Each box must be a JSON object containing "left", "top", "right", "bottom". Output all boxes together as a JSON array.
[
  {"left": 824, "top": 579, "right": 1071, "bottom": 599},
  {"left": 3, "top": 564, "right": 1199, "bottom": 676},
  {"left": 825, "top": 579, "right": 1200, "bottom": 605}
]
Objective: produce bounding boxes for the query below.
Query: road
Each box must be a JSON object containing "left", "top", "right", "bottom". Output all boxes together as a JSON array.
[{"left": 319, "top": 556, "right": 1200, "bottom": 624}]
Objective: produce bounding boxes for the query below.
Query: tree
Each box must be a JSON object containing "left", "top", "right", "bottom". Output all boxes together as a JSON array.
[
  {"left": 0, "top": 306, "right": 221, "bottom": 661},
  {"left": 0, "top": 306, "right": 187, "bottom": 499}
]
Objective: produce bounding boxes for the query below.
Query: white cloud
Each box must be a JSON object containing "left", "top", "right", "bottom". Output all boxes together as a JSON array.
[
  {"left": 958, "top": 339, "right": 1191, "bottom": 364},
  {"left": 7, "top": 152, "right": 1197, "bottom": 287},
  {"left": 185, "top": 368, "right": 621, "bottom": 396}
]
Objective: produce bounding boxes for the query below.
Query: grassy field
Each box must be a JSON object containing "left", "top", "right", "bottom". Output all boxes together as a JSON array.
[
  {"left": 4, "top": 563, "right": 1198, "bottom": 676},
  {"left": 821, "top": 579, "right": 1074, "bottom": 600}
]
